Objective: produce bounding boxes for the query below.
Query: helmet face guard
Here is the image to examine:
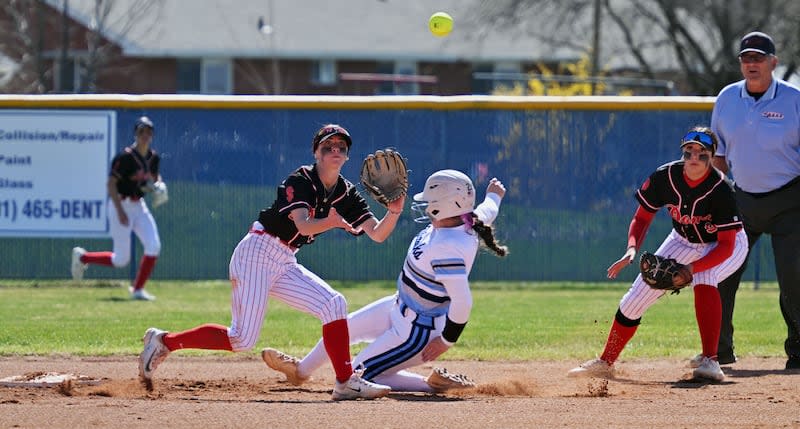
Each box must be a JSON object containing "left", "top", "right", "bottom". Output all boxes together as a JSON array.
[{"left": 412, "top": 169, "right": 475, "bottom": 222}]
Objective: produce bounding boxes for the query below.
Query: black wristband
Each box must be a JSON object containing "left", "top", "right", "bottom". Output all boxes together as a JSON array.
[{"left": 441, "top": 317, "right": 467, "bottom": 344}]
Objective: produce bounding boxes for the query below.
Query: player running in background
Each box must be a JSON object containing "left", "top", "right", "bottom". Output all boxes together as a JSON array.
[
  {"left": 262, "top": 171, "right": 507, "bottom": 393},
  {"left": 137, "top": 124, "right": 405, "bottom": 401},
  {"left": 71, "top": 116, "right": 165, "bottom": 301},
  {"left": 568, "top": 126, "right": 747, "bottom": 382}
]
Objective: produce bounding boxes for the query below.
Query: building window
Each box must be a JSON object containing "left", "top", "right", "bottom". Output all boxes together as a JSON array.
[
  {"left": 312, "top": 60, "right": 336, "bottom": 85},
  {"left": 471, "top": 63, "right": 493, "bottom": 95},
  {"left": 471, "top": 62, "right": 522, "bottom": 94},
  {"left": 394, "top": 61, "right": 418, "bottom": 95},
  {"left": 177, "top": 59, "right": 231, "bottom": 94},
  {"left": 493, "top": 62, "right": 522, "bottom": 91},
  {"left": 177, "top": 59, "right": 201, "bottom": 93},
  {"left": 54, "top": 57, "right": 88, "bottom": 93},
  {"left": 375, "top": 61, "right": 419, "bottom": 95},
  {"left": 202, "top": 59, "right": 232, "bottom": 94}
]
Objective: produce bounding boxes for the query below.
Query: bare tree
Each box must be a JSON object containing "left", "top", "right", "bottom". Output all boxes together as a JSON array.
[
  {"left": 0, "top": 0, "right": 49, "bottom": 93},
  {"left": 80, "top": 0, "right": 164, "bottom": 92},
  {"left": 469, "top": 0, "right": 800, "bottom": 95},
  {"left": 0, "top": 0, "right": 163, "bottom": 94}
]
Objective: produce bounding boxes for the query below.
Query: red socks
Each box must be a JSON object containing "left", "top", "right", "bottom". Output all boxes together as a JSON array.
[
  {"left": 322, "top": 319, "right": 353, "bottom": 383},
  {"left": 162, "top": 324, "right": 233, "bottom": 352},
  {"left": 81, "top": 251, "right": 113, "bottom": 266},
  {"left": 133, "top": 255, "right": 158, "bottom": 290},
  {"left": 694, "top": 284, "right": 722, "bottom": 358},
  {"left": 600, "top": 319, "right": 638, "bottom": 364}
]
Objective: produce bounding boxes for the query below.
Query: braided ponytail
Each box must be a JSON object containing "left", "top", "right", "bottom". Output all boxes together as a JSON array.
[{"left": 468, "top": 213, "right": 508, "bottom": 257}]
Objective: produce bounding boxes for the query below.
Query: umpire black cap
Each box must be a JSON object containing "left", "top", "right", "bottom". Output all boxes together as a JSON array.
[
  {"left": 134, "top": 116, "right": 155, "bottom": 133},
  {"left": 739, "top": 32, "right": 775, "bottom": 56}
]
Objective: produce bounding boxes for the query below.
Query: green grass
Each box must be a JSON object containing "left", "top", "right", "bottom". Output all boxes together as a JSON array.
[{"left": 0, "top": 280, "right": 786, "bottom": 361}]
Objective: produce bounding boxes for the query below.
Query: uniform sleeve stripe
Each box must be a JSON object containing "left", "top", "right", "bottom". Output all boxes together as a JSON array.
[
  {"left": 350, "top": 212, "right": 372, "bottom": 227},
  {"left": 635, "top": 191, "right": 659, "bottom": 212},
  {"left": 278, "top": 201, "right": 311, "bottom": 213}
]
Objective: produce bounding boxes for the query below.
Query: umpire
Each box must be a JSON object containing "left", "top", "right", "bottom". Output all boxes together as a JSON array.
[{"left": 711, "top": 31, "right": 800, "bottom": 370}]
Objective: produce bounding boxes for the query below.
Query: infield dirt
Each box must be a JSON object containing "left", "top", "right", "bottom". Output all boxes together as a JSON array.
[{"left": 1, "top": 356, "right": 798, "bottom": 428}]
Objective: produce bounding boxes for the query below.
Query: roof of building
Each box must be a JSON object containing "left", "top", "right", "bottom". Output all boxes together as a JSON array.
[{"left": 47, "top": 0, "right": 685, "bottom": 70}]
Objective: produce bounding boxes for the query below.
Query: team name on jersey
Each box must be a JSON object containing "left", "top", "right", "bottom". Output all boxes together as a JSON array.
[
  {"left": 666, "top": 204, "right": 712, "bottom": 226},
  {"left": 411, "top": 231, "right": 425, "bottom": 259}
]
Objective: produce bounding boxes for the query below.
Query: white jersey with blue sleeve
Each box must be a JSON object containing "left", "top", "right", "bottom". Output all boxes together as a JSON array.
[{"left": 397, "top": 224, "right": 477, "bottom": 318}]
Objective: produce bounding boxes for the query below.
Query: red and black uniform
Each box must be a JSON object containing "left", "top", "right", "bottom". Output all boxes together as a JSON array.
[
  {"left": 636, "top": 160, "right": 742, "bottom": 244},
  {"left": 594, "top": 160, "right": 748, "bottom": 369},
  {"left": 111, "top": 146, "right": 161, "bottom": 200},
  {"left": 258, "top": 164, "right": 373, "bottom": 248}
]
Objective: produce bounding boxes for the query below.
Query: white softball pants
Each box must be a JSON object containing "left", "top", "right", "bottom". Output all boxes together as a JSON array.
[
  {"left": 618, "top": 229, "right": 748, "bottom": 320},
  {"left": 108, "top": 198, "right": 161, "bottom": 267},
  {"left": 226, "top": 222, "right": 348, "bottom": 352}
]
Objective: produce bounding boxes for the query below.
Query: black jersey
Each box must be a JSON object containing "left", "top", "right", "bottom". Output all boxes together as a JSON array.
[
  {"left": 258, "top": 164, "right": 374, "bottom": 249},
  {"left": 110, "top": 145, "right": 160, "bottom": 198},
  {"left": 635, "top": 161, "right": 742, "bottom": 244}
]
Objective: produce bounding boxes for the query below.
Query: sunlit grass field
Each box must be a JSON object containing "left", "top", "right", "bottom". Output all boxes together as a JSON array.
[{"left": 0, "top": 280, "right": 786, "bottom": 361}]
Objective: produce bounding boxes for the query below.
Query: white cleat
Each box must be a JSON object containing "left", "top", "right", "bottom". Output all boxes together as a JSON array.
[
  {"left": 692, "top": 356, "right": 725, "bottom": 381},
  {"left": 138, "top": 327, "right": 169, "bottom": 383},
  {"left": 71, "top": 247, "right": 87, "bottom": 281},
  {"left": 331, "top": 370, "right": 391, "bottom": 401},
  {"left": 129, "top": 286, "right": 156, "bottom": 301},
  {"left": 425, "top": 367, "right": 476, "bottom": 392},
  {"left": 567, "top": 358, "right": 615, "bottom": 379},
  {"left": 261, "top": 347, "right": 310, "bottom": 386},
  {"left": 688, "top": 353, "right": 704, "bottom": 368}
]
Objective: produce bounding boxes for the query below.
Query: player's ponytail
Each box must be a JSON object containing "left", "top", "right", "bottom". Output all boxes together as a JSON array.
[{"left": 468, "top": 213, "right": 508, "bottom": 257}]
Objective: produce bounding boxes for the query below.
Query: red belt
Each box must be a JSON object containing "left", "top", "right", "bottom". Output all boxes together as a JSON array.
[
  {"left": 249, "top": 228, "right": 297, "bottom": 251},
  {"left": 122, "top": 195, "right": 141, "bottom": 201}
]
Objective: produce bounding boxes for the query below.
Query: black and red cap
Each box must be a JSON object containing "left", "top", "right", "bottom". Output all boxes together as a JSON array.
[
  {"left": 312, "top": 124, "right": 352, "bottom": 153},
  {"left": 134, "top": 116, "right": 155, "bottom": 133}
]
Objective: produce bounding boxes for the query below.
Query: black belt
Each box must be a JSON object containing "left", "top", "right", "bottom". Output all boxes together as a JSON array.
[{"left": 735, "top": 175, "right": 800, "bottom": 199}]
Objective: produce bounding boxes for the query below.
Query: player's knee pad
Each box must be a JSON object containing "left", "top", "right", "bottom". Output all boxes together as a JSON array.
[{"left": 318, "top": 293, "right": 348, "bottom": 324}]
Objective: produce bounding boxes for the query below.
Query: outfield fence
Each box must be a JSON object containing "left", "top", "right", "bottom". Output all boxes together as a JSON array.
[{"left": 0, "top": 95, "right": 775, "bottom": 282}]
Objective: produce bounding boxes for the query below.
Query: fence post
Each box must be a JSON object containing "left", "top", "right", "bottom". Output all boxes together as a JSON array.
[
  {"left": 129, "top": 231, "right": 136, "bottom": 285},
  {"left": 752, "top": 240, "right": 761, "bottom": 290}
]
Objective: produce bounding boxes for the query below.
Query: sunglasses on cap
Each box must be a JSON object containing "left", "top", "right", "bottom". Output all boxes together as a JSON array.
[{"left": 681, "top": 131, "right": 715, "bottom": 151}]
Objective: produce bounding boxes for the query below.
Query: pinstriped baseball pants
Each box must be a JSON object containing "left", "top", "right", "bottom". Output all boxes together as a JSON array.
[
  {"left": 226, "top": 226, "right": 348, "bottom": 352},
  {"left": 618, "top": 229, "right": 748, "bottom": 320}
]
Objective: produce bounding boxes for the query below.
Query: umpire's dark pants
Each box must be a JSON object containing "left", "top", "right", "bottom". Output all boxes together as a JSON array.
[{"left": 718, "top": 176, "right": 800, "bottom": 362}]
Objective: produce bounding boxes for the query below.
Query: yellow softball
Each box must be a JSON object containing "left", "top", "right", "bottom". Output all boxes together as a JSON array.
[{"left": 429, "top": 12, "right": 453, "bottom": 37}]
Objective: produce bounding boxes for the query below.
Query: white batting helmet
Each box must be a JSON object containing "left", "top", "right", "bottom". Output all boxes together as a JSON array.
[{"left": 412, "top": 169, "right": 475, "bottom": 221}]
